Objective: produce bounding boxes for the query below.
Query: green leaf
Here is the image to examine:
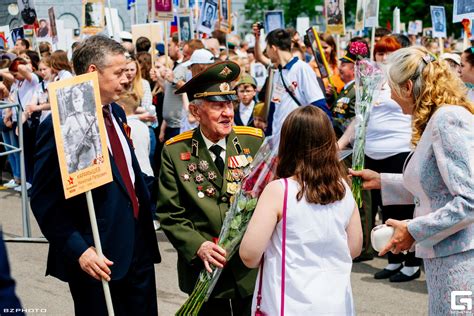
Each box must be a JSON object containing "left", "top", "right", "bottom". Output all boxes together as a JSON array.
[
  {"left": 245, "top": 198, "right": 258, "bottom": 211},
  {"left": 230, "top": 214, "right": 242, "bottom": 230},
  {"left": 237, "top": 198, "right": 247, "bottom": 211}
]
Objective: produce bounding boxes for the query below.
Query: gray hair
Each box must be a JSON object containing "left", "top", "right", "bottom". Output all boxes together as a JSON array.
[
  {"left": 72, "top": 36, "right": 126, "bottom": 75},
  {"left": 191, "top": 99, "right": 203, "bottom": 106}
]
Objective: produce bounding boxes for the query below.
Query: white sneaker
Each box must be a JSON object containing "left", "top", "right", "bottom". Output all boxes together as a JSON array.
[
  {"left": 153, "top": 220, "right": 161, "bottom": 231},
  {"left": 14, "top": 182, "right": 32, "bottom": 192},
  {"left": 3, "top": 179, "right": 20, "bottom": 188}
]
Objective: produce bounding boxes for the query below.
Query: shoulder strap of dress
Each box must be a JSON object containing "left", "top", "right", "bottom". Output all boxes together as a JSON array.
[{"left": 281, "top": 177, "right": 288, "bottom": 316}]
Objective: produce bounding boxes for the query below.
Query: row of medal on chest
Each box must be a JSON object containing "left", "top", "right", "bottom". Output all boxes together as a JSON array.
[{"left": 180, "top": 154, "right": 254, "bottom": 199}]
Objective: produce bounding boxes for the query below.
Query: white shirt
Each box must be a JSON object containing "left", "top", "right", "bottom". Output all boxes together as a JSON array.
[
  {"left": 271, "top": 58, "right": 325, "bottom": 135},
  {"left": 239, "top": 100, "right": 255, "bottom": 126},
  {"left": 343, "top": 79, "right": 355, "bottom": 90},
  {"left": 467, "top": 89, "right": 474, "bottom": 102},
  {"left": 9, "top": 73, "right": 40, "bottom": 122},
  {"left": 104, "top": 104, "right": 135, "bottom": 185},
  {"left": 201, "top": 129, "right": 226, "bottom": 162},
  {"left": 56, "top": 70, "right": 73, "bottom": 81},
  {"left": 12, "top": 73, "right": 40, "bottom": 109},
  {"left": 127, "top": 115, "right": 154, "bottom": 177},
  {"left": 365, "top": 86, "right": 412, "bottom": 160}
]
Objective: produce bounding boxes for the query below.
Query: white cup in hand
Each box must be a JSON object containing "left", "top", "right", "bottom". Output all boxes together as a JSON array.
[{"left": 370, "top": 224, "right": 394, "bottom": 252}]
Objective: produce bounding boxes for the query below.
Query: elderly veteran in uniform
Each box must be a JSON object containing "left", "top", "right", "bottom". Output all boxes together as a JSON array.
[
  {"left": 157, "top": 61, "right": 264, "bottom": 315},
  {"left": 331, "top": 50, "right": 356, "bottom": 138}
]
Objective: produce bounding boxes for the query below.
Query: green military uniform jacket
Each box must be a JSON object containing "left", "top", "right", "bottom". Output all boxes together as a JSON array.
[
  {"left": 157, "top": 126, "right": 264, "bottom": 299},
  {"left": 332, "top": 81, "right": 356, "bottom": 138}
]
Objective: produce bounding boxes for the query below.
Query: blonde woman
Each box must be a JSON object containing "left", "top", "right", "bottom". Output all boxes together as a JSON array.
[
  {"left": 125, "top": 57, "right": 157, "bottom": 161},
  {"left": 351, "top": 46, "right": 474, "bottom": 314},
  {"left": 125, "top": 57, "right": 154, "bottom": 118}
]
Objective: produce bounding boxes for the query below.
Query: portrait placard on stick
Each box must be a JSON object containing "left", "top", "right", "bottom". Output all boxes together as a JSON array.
[
  {"left": 325, "top": 0, "right": 345, "bottom": 35},
  {"left": 48, "top": 72, "right": 112, "bottom": 199},
  {"left": 408, "top": 21, "right": 417, "bottom": 35},
  {"left": 48, "top": 7, "right": 58, "bottom": 44},
  {"left": 264, "top": 10, "right": 284, "bottom": 33},
  {"left": 453, "top": 0, "right": 474, "bottom": 23},
  {"left": 178, "top": 12, "right": 193, "bottom": 42},
  {"left": 198, "top": 0, "right": 218, "bottom": 34},
  {"left": 18, "top": 0, "right": 38, "bottom": 25},
  {"left": 36, "top": 18, "right": 52, "bottom": 42},
  {"left": 306, "top": 26, "right": 329, "bottom": 79},
  {"left": 355, "top": 0, "right": 366, "bottom": 31},
  {"left": 131, "top": 23, "right": 164, "bottom": 46},
  {"left": 82, "top": 0, "right": 105, "bottom": 35},
  {"left": 431, "top": 6, "right": 447, "bottom": 38},
  {"left": 364, "top": 0, "right": 379, "bottom": 28},
  {"left": 218, "top": 0, "right": 231, "bottom": 33},
  {"left": 155, "top": 0, "right": 174, "bottom": 21}
]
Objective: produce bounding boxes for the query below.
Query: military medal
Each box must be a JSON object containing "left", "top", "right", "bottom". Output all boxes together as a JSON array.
[
  {"left": 233, "top": 137, "right": 242, "bottom": 154},
  {"left": 205, "top": 186, "right": 216, "bottom": 197},
  {"left": 239, "top": 155, "right": 249, "bottom": 167},
  {"left": 187, "top": 162, "right": 197, "bottom": 173},
  {"left": 181, "top": 173, "right": 191, "bottom": 181},
  {"left": 246, "top": 154, "right": 253, "bottom": 164},
  {"left": 195, "top": 173, "right": 205, "bottom": 183},
  {"left": 207, "top": 171, "right": 217, "bottom": 181},
  {"left": 228, "top": 156, "right": 239, "bottom": 169},
  {"left": 197, "top": 185, "right": 205, "bottom": 198},
  {"left": 180, "top": 152, "right": 191, "bottom": 161},
  {"left": 226, "top": 182, "right": 239, "bottom": 195},
  {"left": 198, "top": 160, "right": 209, "bottom": 172},
  {"left": 231, "top": 169, "right": 243, "bottom": 181},
  {"left": 243, "top": 148, "right": 250, "bottom": 154},
  {"left": 192, "top": 139, "right": 199, "bottom": 157}
]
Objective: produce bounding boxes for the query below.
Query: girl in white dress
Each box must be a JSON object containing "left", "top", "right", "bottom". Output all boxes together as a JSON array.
[{"left": 240, "top": 105, "right": 363, "bottom": 315}]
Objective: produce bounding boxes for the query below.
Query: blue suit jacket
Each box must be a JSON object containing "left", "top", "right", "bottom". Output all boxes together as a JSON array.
[
  {"left": 0, "top": 232, "right": 23, "bottom": 314},
  {"left": 30, "top": 103, "right": 160, "bottom": 282}
]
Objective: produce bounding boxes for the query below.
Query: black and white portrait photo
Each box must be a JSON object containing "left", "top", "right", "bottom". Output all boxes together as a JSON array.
[
  {"left": 430, "top": 6, "right": 447, "bottom": 38},
  {"left": 57, "top": 82, "right": 101, "bottom": 174},
  {"left": 264, "top": 10, "right": 284, "bottom": 33},
  {"left": 198, "top": 0, "right": 217, "bottom": 33},
  {"left": 178, "top": 15, "right": 192, "bottom": 42},
  {"left": 18, "top": 0, "right": 38, "bottom": 25},
  {"left": 326, "top": 0, "right": 343, "bottom": 25},
  {"left": 364, "top": 0, "right": 379, "bottom": 28},
  {"left": 220, "top": 0, "right": 228, "bottom": 22},
  {"left": 453, "top": 0, "right": 474, "bottom": 22},
  {"left": 83, "top": 1, "right": 104, "bottom": 28}
]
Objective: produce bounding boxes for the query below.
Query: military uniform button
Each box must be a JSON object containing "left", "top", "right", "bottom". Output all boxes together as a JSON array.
[{"left": 221, "top": 196, "right": 228, "bottom": 203}]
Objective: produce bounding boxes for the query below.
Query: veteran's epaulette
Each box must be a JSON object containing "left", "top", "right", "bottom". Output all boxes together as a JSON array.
[
  {"left": 165, "top": 130, "right": 193, "bottom": 146},
  {"left": 233, "top": 126, "right": 264, "bottom": 138}
]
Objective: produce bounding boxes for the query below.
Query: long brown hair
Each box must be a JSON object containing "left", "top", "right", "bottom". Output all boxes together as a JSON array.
[
  {"left": 50, "top": 50, "right": 72, "bottom": 73},
  {"left": 276, "top": 106, "right": 347, "bottom": 205}
]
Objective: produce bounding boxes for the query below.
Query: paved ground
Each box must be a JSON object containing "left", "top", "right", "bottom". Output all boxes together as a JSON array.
[{"left": 0, "top": 185, "right": 429, "bottom": 315}]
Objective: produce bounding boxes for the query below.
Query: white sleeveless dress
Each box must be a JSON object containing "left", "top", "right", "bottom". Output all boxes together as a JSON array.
[{"left": 251, "top": 178, "right": 356, "bottom": 315}]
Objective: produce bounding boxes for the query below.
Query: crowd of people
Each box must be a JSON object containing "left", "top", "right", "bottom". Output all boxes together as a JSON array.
[{"left": 0, "top": 23, "right": 472, "bottom": 315}]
